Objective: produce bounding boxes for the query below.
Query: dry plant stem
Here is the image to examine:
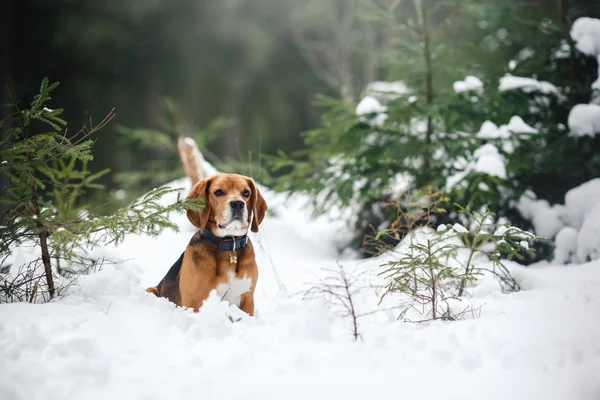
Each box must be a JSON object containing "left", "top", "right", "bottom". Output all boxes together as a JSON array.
[
  {"left": 338, "top": 262, "right": 359, "bottom": 341},
  {"left": 0, "top": 262, "right": 46, "bottom": 303},
  {"left": 70, "top": 108, "right": 116, "bottom": 147},
  {"left": 303, "top": 262, "right": 363, "bottom": 341},
  {"left": 29, "top": 279, "right": 39, "bottom": 303},
  {"left": 427, "top": 240, "right": 437, "bottom": 320}
]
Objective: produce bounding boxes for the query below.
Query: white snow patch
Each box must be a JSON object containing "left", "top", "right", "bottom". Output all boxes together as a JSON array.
[
  {"left": 571, "top": 17, "right": 600, "bottom": 90},
  {"left": 473, "top": 144, "right": 506, "bottom": 179},
  {"left": 518, "top": 47, "right": 535, "bottom": 61},
  {"left": 356, "top": 96, "right": 387, "bottom": 116},
  {"left": 568, "top": 104, "right": 600, "bottom": 137},
  {"left": 499, "top": 74, "right": 560, "bottom": 95},
  {"left": 387, "top": 172, "right": 412, "bottom": 196},
  {"left": 554, "top": 227, "right": 579, "bottom": 264},
  {"left": 564, "top": 178, "right": 600, "bottom": 229},
  {"left": 3, "top": 164, "right": 600, "bottom": 399},
  {"left": 576, "top": 203, "right": 600, "bottom": 262},
  {"left": 477, "top": 121, "right": 506, "bottom": 140},
  {"left": 453, "top": 76, "right": 483, "bottom": 94},
  {"left": 519, "top": 179, "right": 600, "bottom": 263},
  {"left": 553, "top": 40, "right": 571, "bottom": 59},
  {"left": 476, "top": 117, "right": 537, "bottom": 140},
  {"left": 516, "top": 194, "right": 564, "bottom": 238},
  {"left": 507, "top": 116, "right": 538, "bottom": 134},
  {"left": 446, "top": 144, "right": 507, "bottom": 190},
  {"left": 452, "top": 223, "right": 468, "bottom": 233},
  {"left": 571, "top": 17, "right": 600, "bottom": 55},
  {"left": 364, "top": 81, "right": 409, "bottom": 101}
]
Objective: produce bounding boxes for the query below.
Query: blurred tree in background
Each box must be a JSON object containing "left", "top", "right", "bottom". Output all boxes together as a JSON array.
[
  {"left": 1, "top": 0, "right": 342, "bottom": 207},
  {"left": 2, "top": 0, "right": 600, "bottom": 260}
]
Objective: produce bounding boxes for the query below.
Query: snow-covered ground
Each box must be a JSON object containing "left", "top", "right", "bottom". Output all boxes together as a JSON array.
[{"left": 1, "top": 175, "right": 600, "bottom": 400}]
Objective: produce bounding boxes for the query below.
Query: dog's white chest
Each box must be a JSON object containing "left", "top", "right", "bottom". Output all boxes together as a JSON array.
[{"left": 216, "top": 273, "right": 252, "bottom": 307}]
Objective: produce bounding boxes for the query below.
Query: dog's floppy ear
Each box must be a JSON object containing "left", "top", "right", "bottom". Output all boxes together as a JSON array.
[
  {"left": 186, "top": 177, "right": 212, "bottom": 231},
  {"left": 247, "top": 178, "right": 267, "bottom": 233}
]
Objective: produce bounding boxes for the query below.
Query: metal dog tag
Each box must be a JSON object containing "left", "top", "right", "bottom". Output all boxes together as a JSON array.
[{"left": 229, "top": 252, "right": 238, "bottom": 264}]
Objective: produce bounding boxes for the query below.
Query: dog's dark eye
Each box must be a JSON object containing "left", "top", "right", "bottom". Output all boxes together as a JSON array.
[
  {"left": 242, "top": 189, "right": 250, "bottom": 198},
  {"left": 214, "top": 189, "right": 224, "bottom": 196}
]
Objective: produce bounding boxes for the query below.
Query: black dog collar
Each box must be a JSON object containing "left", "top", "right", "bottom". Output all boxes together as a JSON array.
[{"left": 200, "top": 229, "right": 249, "bottom": 251}]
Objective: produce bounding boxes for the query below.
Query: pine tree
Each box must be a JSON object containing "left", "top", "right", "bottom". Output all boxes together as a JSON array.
[
  {"left": 447, "top": 7, "right": 600, "bottom": 260},
  {"left": 268, "top": 0, "right": 509, "bottom": 252},
  {"left": 269, "top": 1, "right": 599, "bottom": 259},
  {"left": 0, "top": 79, "right": 204, "bottom": 302}
]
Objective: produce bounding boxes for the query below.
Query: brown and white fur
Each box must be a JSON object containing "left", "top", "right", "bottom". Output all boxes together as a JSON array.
[{"left": 146, "top": 173, "right": 267, "bottom": 316}]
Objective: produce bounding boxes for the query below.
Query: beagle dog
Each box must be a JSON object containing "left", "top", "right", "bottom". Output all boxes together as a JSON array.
[{"left": 146, "top": 173, "right": 267, "bottom": 316}]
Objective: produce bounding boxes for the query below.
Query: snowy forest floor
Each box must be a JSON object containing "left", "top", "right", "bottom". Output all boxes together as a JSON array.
[{"left": 1, "top": 176, "right": 600, "bottom": 400}]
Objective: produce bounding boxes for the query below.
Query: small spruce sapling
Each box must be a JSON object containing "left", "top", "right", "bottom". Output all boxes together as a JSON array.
[
  {"left": 0, "top": 79, "right": 204, "bottom": 302},
  {"left": 377, "top": 189, "right": 538, "bottom": 322}
]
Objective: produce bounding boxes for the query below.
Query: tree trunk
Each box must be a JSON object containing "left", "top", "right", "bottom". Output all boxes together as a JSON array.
[
  {"left": 221, "top": 77, "right": 244, "bottom": 159},
  {"left": 363, "top": 20, "right": 378, "bottom": 86},
  {"left": 27, "top": 154, "right": 55, "bottom": 298},
  {"left": 415, "top": 0, "right": 434, "bottom": 187}
]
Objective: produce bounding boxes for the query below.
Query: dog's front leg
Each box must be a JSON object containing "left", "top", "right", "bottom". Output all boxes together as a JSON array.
[{"left": 239, "top": 293, "right": 255, "bottom": 316}]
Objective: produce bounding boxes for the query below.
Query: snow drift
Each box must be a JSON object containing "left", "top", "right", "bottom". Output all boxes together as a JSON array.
[{"left": 1, "top": 167, "right": 600, "bottom": 399}]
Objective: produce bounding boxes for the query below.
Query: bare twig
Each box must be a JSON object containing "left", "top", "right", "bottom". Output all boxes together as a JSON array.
[
  {"left": 303, "top": 262, "right": 368, "bottom": 341},
  {"left": 29, "top": 279, "right": 39, "bottom": 303}
]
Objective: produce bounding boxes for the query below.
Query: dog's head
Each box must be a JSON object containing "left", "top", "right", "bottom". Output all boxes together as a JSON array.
[{"left": 186, "top": 173, "right": 267, "bottom": 236}]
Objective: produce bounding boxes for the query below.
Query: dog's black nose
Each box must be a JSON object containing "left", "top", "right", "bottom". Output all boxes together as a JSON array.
[{"left": 230, "top": 200, "right": 245, "bottom": 210}]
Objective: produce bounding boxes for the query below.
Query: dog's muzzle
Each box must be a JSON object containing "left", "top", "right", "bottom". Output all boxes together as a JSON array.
[{"left": 230, "top": 200, "right": 245, "bottom": 220}]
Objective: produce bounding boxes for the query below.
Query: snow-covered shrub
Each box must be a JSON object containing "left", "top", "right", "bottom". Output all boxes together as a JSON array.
[
  {"left": 520, "top": 178, "right": 600, "bottom": 264},
  {"left": 269, "top": 9, "right": 600, "bottom": 260},
  {"left": 449, "top": 16, "right": 600, "bottom": 262},
  {"left": 371, "top": 191, "right": 538, "bottom": 321},
  {"left": 380, "top": 227, "right": 472, "bottom": 322},
  {"left": 576, "top": 203, "right": 600, "bottom": 262},
  {"left": 378, "top": 196, "right": 536, "bottom": 322}
]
